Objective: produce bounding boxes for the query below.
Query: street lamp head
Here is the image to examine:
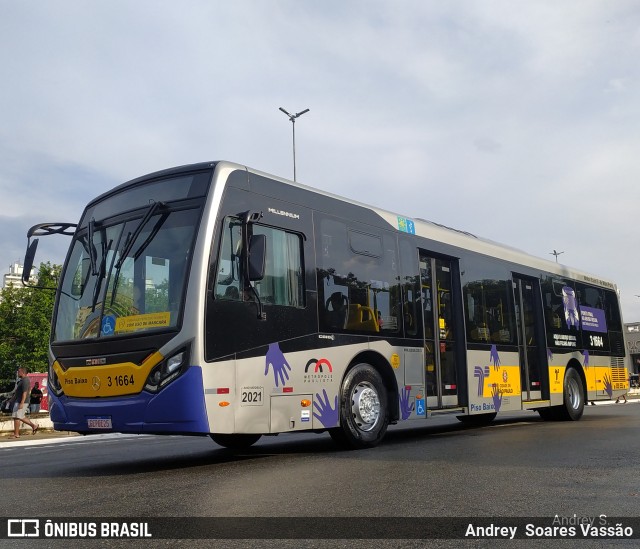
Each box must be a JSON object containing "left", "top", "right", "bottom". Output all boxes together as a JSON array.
[{"left": 279, "top": 107, "right": 310, "bottom": 122}]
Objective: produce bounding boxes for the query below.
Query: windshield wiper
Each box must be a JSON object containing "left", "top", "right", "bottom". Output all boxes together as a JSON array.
[
  {"left": 90, "top": 235, "right": 113, "bottom": 313},
  {"left": 110, "top": 201, "right": 166, "bottom": 308},
  {"left": 115, "top": 201, "right": 164, "bottom": 270},
  {"left": 88, "top": 218, "right": 98, "bottom": 276}
]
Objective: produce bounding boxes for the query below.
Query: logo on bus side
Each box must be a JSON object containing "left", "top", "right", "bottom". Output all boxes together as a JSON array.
[
  {"left": 304, "top": 358, "right": 334, "bottom": 384},
  {"left": 305, "top": 358, "right": 333, "bottom": 373},
  {"left": 268, "top": 207, "right": 300, "bottom": 220}
]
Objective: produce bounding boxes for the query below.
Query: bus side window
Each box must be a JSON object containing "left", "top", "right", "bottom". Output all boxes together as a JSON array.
[
  {"left": 214, "top": 218, "right": 305, "bottom": 307},
  {"left": 251, "top": 225, "right": 304, "bottom": 307},
  {"left": 317, "top": 216, "right": 400, "bottom": 334}
]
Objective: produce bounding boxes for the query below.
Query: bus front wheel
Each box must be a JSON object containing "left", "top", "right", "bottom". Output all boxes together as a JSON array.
[
  {"left": 329, "top": 363, "right": 389, "bottom": 450},
  {"left": 209, "top": 433, "right": 261, "bottom": 449}
]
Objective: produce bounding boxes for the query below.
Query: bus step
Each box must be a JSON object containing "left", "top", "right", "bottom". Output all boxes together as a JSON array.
[
  {"left": 522, "top": 400, "right": 550, "bottom": 410},
  {"left": 427, "top": 407, "right": 466, "bottom": 417}
]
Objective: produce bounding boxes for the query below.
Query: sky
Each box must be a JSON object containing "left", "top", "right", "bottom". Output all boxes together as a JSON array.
[{"left": 1, "top": 1, "right": 639, "bottom": 321}]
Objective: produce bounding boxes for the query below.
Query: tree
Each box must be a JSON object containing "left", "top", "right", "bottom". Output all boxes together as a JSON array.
[{"left": 0, "top": 263, "right": 59, "bottom": 390}]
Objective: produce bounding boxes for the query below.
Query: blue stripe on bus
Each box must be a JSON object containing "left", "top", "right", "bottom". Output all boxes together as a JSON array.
[{"left": 48, "top": 366, "right": 209, "bottom": 434}]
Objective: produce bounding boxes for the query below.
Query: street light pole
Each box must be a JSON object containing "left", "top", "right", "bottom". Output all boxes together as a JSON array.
[
  {"left": 550, "top": 250, "right": 564, "bottom": 262},
  {"left": 279, "top": 107, "right": 309, "bottom": 182}
]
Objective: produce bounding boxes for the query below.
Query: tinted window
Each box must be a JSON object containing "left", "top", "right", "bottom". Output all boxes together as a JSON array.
[
  {"left": 575, "top": 283, "right": 608, "bottom": 352},
  {"left": 81, "top": 171, "right": 211, "bottom": 226},
  {"left": 348, "top": 230, "right": 382, "bottom": 257},
  {"left": 399, "top": 239, "right": 421, "bottom": 337},
  {"left": 541, "top": 277, "right": 582, "bottom": 350},
  {"left": 461, "top": 257, "right": 516, "bottom": 345},
  {"left": 317, "top": 216, "right": 400, "bottom": 334}
]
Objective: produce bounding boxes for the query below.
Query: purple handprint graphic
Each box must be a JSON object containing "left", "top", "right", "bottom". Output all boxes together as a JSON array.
[
  {"left": 265, "top": 342, "right": 291, "bottom": 387},
  {"left": 490, "top": 345, "right": 501, "bottom": 370},
  {"left": 603, "top": 373, "right": 613, "bottom": 398},
  {"left": 547, "top": 348, "right": 554, "bottom": 362},
  {"left": 581, "top": 349, "right": 590, "bottom": 368},
  {"left": 491, "top": 384, "right": 503, "bottom": 413},
  {"left": 313, "top": 389, "right": 339, "bottom": 427},
  {"left": 400, "top": 386, "right": 415, "bottom": 420}
]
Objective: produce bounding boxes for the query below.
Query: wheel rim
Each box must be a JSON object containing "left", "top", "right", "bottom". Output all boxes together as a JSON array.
[
  {"left": 350, "top": 381, "right": 380, "bottom": 432},
  {"left": 567, "top": 375, "right": 582, "bottom": 410}
]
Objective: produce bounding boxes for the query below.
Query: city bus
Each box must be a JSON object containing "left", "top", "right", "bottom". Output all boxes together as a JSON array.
[{"left": 22, "top": 161, "right": 629, "bottom": 449}]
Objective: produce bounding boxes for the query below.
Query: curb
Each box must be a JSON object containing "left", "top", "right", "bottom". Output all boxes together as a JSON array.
[{"left": 0, "top": 414, "right": 54, "bottom": 435}]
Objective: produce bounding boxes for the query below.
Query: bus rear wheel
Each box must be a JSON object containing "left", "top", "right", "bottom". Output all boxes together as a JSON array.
[
  {"left": 209, "top": 433, "right": 261, "bottom": 449},
  {"left": 329, "top": 363, "right": 389, "bottom": 450},
  {"left": 558, "top": 367, "right": 585, "bottom": 421},
  {"left": 537, "top": 368, "right": 584, "bottom": 421}
]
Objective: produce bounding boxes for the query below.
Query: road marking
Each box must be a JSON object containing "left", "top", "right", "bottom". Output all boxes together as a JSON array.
[{"left": 0, "top": 433, "right": 149, "bottom": 450}]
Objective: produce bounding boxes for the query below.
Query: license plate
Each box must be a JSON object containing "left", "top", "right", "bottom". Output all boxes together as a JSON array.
[{"left": 87, "top": 417, "right": 112, "bottom": 429}]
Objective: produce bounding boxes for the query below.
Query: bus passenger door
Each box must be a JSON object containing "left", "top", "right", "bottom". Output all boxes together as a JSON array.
[
  {"left": 513, "top": 276, "right": 548, "bottom": 401},
  {"left": 420, "top": 251, "right": 460, "bottom": 408}
]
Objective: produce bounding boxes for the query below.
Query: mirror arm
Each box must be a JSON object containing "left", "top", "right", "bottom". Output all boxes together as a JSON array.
[{"left": 238, "top": 210, "right": 266, "bottom": 320}]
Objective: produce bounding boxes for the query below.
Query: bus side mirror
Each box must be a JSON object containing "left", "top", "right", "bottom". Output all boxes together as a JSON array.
[
  {"left": 248, "top": 234, "right": 266, "bottom": 281},
  {"left": 22, "top": 239, "right": 39, "bottom": 284}
]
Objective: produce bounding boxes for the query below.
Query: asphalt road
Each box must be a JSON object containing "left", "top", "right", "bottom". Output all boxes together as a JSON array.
[{"left": 1, "top": 403, "right": 639, "bottom": 548}]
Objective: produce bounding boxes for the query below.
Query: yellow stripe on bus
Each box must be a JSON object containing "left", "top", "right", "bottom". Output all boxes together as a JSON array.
[{"left": 53, "top": 351, "right": 164, "bottom": 398}]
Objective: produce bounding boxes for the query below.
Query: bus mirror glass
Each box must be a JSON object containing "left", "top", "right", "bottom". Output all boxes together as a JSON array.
[
  {"left": 22, "top": 239, "right": 39, "bottom": 284},
  {"left": 248, "top": 234, "right": 266, "bottom": 281}
]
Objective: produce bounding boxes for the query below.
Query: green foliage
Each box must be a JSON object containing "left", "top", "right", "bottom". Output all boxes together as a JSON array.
[{"left": 0, "top": 263, "right": 60, "bottom": 390}]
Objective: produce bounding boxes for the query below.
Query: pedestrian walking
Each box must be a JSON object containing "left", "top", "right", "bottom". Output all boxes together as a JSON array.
[
  {"left": 615, "top": 393, "right": 628, "bottom": 404},
  {"left": 9, "top": 367, "right": 38, "bottom": 438}
]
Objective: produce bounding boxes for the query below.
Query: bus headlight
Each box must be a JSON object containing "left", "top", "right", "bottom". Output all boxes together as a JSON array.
[
  {"left": 49, "top": 362, "right": 63, "bottom": 396},
  {"left": 144, "top": 348, "right": 189, "bottom": 393}
]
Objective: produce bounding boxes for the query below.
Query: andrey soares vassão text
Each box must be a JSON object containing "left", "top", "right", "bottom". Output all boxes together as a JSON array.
[{"left": 465, "top": 516, "right": 634, "bottom": 540}]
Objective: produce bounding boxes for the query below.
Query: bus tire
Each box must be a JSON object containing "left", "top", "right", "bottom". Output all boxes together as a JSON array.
[
  {"left": 330, "top": 363, "right": 389, "bottom": 450},
  {"left": 209, "top": 433, "right": 261, "bottom": 449},
  {"left": 456, "top": 412, "right": 497, "bottom": 426},
  {"left": 558, "top": 367, "right": 585, "bottom": 421}
]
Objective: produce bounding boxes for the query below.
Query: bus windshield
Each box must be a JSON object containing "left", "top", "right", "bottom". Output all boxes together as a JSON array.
[{"left": 53, "top": 172, "right": 210, "bottom": 342}]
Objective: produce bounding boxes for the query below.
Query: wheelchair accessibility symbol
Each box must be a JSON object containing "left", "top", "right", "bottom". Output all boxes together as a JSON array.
[
  {"left": 101, "top": 315, "right": 116, "bottom": 336},
  {"left": 416, "top": 398, "right": 426, "bottom": 416}
]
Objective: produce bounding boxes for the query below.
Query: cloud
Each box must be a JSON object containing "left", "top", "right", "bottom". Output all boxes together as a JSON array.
[{"left": 1, "top": 0, "right": 640, "bottom": 321}]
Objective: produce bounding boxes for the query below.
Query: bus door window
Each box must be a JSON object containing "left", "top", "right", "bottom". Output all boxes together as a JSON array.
[
  {"left": 436, "top": 259, "right": 457, "bottom": 402},
  {"left": 514, "top": 276, "right": 544, "bottom": 400},
  {"left": 420, "top": 251, "right": 458, "bottom": 408},
  {"left": 398, "top": 239, "right": 421, "bottom": 337}
]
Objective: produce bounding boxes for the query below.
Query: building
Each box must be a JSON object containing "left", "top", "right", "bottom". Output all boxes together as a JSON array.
[
  {"left": 626, "top": 322, "right": 640, "bottom": 375},
  {"left": 2, "top": 262, "right": 25, "bottom": 289}
]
